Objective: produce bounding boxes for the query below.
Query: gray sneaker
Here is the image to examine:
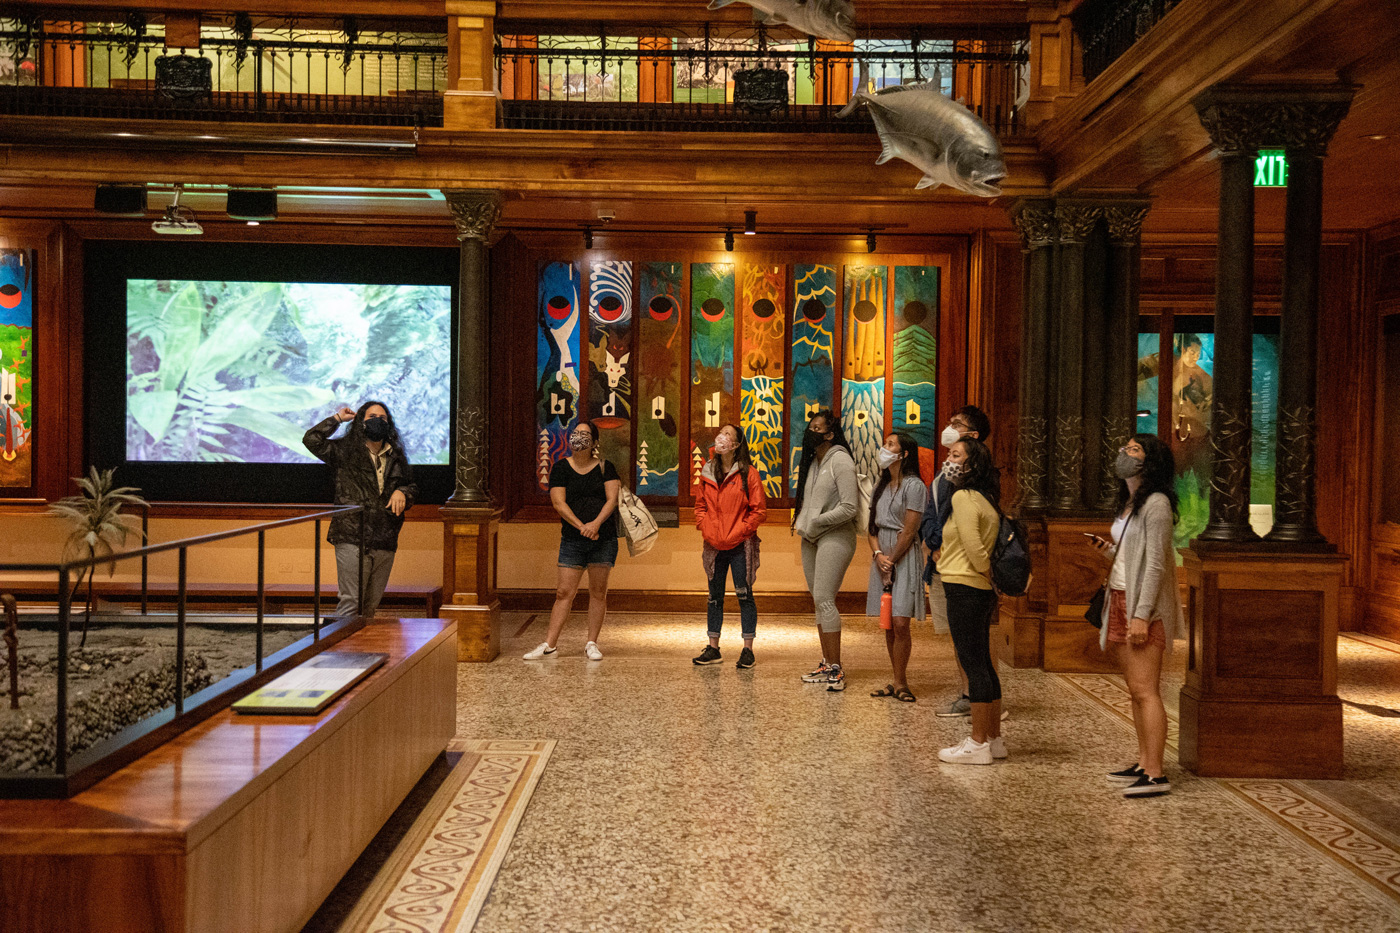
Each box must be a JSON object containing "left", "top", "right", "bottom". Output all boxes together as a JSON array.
[{"left": 935, "top": 695, "right": 972, "bottom": 718}]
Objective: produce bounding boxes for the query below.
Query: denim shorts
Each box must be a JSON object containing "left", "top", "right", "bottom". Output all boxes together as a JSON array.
[{"left": 558, "top": 533, "right": 619, "bottom": 569}]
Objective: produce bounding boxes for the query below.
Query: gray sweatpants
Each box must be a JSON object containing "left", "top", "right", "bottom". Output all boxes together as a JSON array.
[
  {"left": 801, "top": 526, "right": 856, "bottom": 633},
  {"left": 334, "top": 544, "right": 396, "bottom": 619}
]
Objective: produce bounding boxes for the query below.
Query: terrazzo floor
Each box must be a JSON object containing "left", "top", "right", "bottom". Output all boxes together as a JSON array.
[{"left": 454, "top": 611, "right": 1400, "bottom": 933}]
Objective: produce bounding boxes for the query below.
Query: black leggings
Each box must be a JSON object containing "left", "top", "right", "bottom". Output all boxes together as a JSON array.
[{"left": 944, "top": 582, "right": 1001, "bottom": 704}]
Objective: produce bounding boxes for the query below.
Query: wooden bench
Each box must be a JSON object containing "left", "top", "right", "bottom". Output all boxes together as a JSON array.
[
  {"left": 0, "top": 580, "right": 442, "bottom": 618},
  {"left": 0, "top": 619, "right": 457, "bottom": 933}
]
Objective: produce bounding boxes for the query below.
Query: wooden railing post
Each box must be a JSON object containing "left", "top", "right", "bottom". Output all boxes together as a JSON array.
[{"left": 444, "top": 0, "right": 499, "bottom": 130}]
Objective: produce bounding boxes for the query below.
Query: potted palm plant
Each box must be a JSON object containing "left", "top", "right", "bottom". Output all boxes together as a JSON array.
[{"left": 48, "top": 467, "right": 148, "bottom": 647}]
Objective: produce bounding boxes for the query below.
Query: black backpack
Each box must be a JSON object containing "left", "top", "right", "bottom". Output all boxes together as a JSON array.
[{"left": 990, "top": 511, "right": 1032, "bottom": 597}]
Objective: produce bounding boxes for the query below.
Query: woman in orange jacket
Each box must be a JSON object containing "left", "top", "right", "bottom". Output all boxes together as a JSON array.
[{"left": 692, "top": 423, "right": 768, "bottom": 669}]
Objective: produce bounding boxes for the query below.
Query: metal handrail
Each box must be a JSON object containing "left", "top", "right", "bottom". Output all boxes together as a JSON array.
[{"left": 0, "top": 504, "right": 366, "bottom": 778}]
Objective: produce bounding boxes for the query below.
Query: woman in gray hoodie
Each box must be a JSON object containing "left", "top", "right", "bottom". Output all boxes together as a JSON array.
[
  {"left": 791, "top": 410, "right": 860, "bottom": 692},
  {"left": 1090, "top": 433, "right": 1185, "bottom": 798}
]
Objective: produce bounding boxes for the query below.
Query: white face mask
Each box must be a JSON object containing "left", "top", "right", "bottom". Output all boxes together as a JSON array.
[
  {"left": 942, "top": 459, "right": 967, "bottom": 479},
  {"left": 713, "top": 433, "right": 736, "bottom": 455},
  {"left": 876, "top": 447, "right": 900, "bottom": 470},
  {"left": 941, "top": 425, "right": 961, "bottom": 447}
]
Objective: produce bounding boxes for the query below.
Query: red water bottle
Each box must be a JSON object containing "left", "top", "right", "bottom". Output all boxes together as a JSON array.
[{"left": 879, "top": 578, "right": 894, "bottom": 630}]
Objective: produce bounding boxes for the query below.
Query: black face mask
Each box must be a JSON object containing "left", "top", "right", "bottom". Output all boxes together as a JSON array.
[
  {"left": 363, "top": 417, "right": 390, "bottom": 442},
  {"left": 802, "top": 428, "right": 830, "bottom": 452}
]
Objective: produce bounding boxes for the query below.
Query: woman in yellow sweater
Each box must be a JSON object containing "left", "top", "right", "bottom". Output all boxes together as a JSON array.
[{"left": 935, "top": 437, "right": 1005, "bottom": 765}]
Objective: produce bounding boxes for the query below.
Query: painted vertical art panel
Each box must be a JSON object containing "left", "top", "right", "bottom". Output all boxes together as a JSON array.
[
  {"left": 789, "top": 264, "right": 836, "bottom": 493},
  {"left": 740, "top": 264, "right": 786, "bottom": 497},
  {"left": 689, "top": 263, "right": 735, "bottom": 495},
  {"left": 841, "top": 265, "right": 888, "bottom": 481},
  {"left": 536, "top": 261, "right": 582, "bottom": 490},
  {"left": 891, "top": 266, "right": 939, "bottom": 451},
  {"left": 1136, "top": 332, "right": 1161, "bottom": 436},
  {"left": 0, "top": 249, "right": 33, "bottom": 488},
  {"left": 588, "top": 260, "right": 635, "bottom": 477},
  {"left": 636, "top": 262, "right": 684, "bottom": 495}
]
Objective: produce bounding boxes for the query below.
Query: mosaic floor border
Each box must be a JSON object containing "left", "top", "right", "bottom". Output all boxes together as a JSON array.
[{"left": 336, "top": 739, "right": 555, "bottom": 933}]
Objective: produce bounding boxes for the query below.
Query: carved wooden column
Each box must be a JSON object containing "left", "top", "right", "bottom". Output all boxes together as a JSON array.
[
  {"left": 1179, "top": 87, "right": 1353, "bottom": 778},
  {"left": 444, "top": 0, "right": 499, "bottom": 130},
  {"left": 441, "top": 188, "right": 503, "bottom": 662},
  {"left": 1266, "top": 90, "right": 1354, "bottom": 545},
  {"left": 1099, "top": 203, "right": 1149, "bottom": 509},
  {"left": 1193, "top": 92, "right": 1259, "bottom": 543},
  {"left": 1049, "top": 203, "right": 1101, "bottom": 511},
  {"left": 1011, "top": 200, "right": 1055, "bottom": 511}
]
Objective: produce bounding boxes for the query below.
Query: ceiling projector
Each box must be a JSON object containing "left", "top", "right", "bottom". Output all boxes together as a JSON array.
[{"left": 152, "top": 186, "right": 202, "bottom": 235}]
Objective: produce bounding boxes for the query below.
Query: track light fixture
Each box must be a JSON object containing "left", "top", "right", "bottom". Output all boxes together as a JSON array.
[
  {"left": 744, "top": 210, "right": 757, "bottom": 236},
  {"left": 584, "top": 226, "right": 593, "bottom": 249},
  {"left": 867, "top": 229, "right": 878, "bottom": 253},
  {"left": 724, "top": 229, "right": 735, "bottom": 251}
]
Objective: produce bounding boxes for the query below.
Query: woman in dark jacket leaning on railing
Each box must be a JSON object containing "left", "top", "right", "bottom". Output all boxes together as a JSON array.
[
  {"left": 1089, "top": 433, "right": 1184, "bottom": 799},
  {"left": 303, "top": 401, "right": 417, "bottom": 620}
]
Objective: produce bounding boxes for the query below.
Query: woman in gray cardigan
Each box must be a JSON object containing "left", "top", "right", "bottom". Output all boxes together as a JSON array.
[
  {"left": 1090, "top": 433, "right": 1185, "bottom": 798},
  {"left": 792, "top": 410, "right": 860, "bottom": 693}
]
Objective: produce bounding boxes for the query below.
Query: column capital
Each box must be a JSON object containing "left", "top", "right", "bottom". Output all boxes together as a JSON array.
[
  {"left": 1011, "top": 200, "right": 1058, "bottom": 249},
  {"left": 443, "top": 188, "right": 503, "bottom": 242},
  {"left": 1054, "top": 204, "right": 1102, "bottom": 245},
  {"left": 1193, "top": 85, "right": 1357, "bottom": 156},
  {"left": 1103, "top": 204, "right": 1150, "bottom": 245}
]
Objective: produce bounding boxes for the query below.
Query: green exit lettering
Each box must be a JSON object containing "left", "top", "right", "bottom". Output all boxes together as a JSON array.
[{"left": 1254, "top": 150, "right": 1288, "bottom": 187}]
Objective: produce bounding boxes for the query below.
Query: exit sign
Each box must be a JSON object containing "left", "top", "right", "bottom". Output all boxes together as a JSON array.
[{"left": 1255, "top": 150, "right": 1288, "bottom": 187}]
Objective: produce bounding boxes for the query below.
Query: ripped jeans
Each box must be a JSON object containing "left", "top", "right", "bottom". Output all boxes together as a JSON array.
[{"left": 707, "top": 544, "right": 757, "bottom": 639}]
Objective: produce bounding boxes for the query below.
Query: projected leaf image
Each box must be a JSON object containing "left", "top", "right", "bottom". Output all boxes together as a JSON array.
[{"left": 127, "top": 280, "right": 451, "bottom": 464}]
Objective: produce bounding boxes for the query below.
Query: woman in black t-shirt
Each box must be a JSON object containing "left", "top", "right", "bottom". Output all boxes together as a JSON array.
[{"left": 524, "top": 420, "right": 622, "bottom": 662}]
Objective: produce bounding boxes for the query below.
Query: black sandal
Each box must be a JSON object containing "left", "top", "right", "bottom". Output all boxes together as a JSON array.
[
  {"left": 871, "top": 684, "right": 897, "bottom": 698},
  {"left": 892, "top": 686, "right": 917, "bottom": 703}
]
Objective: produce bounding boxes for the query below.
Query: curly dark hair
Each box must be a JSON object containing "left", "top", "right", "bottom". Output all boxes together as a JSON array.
[
  {"left": 1113, "top": 432, "right": 1179, "bottom": 521},
  {"left": 869, "top": 433, "right": 920, "bottom": 536},
  {"left": 793, "top": 409, "right": 851, "bottom": 523},
  {"left": 951, "top": 436, "right": 1000, "bottom": 511},
  {"left": 352, "top": 400, "right": 407, "bottom": 456}
]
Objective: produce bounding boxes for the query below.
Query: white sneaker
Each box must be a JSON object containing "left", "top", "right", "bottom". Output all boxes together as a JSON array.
[
  {"left": 938, "top": 737, "right": 994, "bottom": 765},
  {"left": 523, "top": 642, "right": 557, "bottom": 660},
  {"left": 584, "top": 641, "right": 603, "bottom": 661},
  {"left": 990, "top": 736, "right": 1008, "bottom": 760}
]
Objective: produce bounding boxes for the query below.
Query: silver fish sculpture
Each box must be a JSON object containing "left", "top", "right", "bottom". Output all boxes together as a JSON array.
[
  {"left": 838, "top": 71, "right": 1007, "bottom": 197},
  {"left": 706, "top": 0, "right": 856, "bottom": 43}
]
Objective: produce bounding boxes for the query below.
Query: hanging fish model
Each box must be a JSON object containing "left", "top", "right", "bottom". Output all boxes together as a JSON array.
[
  {"left": 838, "top": 71, "right": 1007, "bottom": 197},
  {"left": 706, "top": 0, "right": 856, "bottom": 43}
]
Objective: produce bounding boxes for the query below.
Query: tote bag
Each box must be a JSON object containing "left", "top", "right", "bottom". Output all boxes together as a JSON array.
[{"left": 616, "top": 485, "right": 659, "bottom": 557}]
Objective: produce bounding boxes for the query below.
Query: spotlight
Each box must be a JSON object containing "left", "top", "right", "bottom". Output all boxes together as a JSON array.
[
  {"left": 724, "top": 229, "right": 735, "bottom": 252},
  {"left": 867, "top": 230, "right": 877, "bottom": 253},
  {"left": 584, "top": 226, "right": 593, "bottom": 249},
  {"left": 744, "top": 210, "right": 757, "bottom": 236}
]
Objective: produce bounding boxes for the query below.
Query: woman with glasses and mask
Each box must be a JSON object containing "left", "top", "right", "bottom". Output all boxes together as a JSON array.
[
  {"left": 303, "top": 401, "right": 417, "bottom": 620},
  {"left": 1087, "top": 434, "right": 1184, "bottom": 798},
  {"left": 867, "top": 433, "right": 927, "bottom": 703},
  {"left": 791, "top": 410, "right": 860, "bottom": 692},
  {"left": 524, "top": 420, "right": 620, "bottom": 661}
]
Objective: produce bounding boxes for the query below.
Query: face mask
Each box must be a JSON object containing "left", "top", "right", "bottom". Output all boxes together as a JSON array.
[
  {"left": 363, "top": 417, "right": 390, "bottom": 442},
  {"left": 569, "top": 431, "right": 594, "bottom": 452},
  {"left": 1115, "top": 451, "right": 1145, "bottom": 479},
  {"left": 876, "top": 447, "right": 900, "bottom": 470},
  {"left": 941, "top": 425, "right": 961, "bottom": 447},
  {"left": 803, "top": 428, "right": 829, "bottom": 451},
  {"left": 942, "top": 460, "right": 967, "bottom": 480},
  {"left": 713, "top": 433, "right": 736, "bottom": 455}
]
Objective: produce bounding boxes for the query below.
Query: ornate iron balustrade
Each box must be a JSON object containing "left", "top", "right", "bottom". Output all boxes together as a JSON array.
[
  {"left": 1074, "top": 0, "right": 1182, "bottom": 83},
  {"left": 0, "top": 16, "right": 446, "bottom": 126},
  {"left": 497, "top": 32, "right": 1029, "bottom": 136}
]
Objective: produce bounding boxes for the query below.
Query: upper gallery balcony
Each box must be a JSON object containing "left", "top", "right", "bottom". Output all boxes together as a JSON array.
[{"left": 0, "top": 9, "right": 1030, "bottom": 139}]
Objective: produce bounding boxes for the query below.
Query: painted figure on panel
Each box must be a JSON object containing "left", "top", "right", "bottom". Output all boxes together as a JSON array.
[
  {"left": 637, "top": 262, "right": 684, "bottom": 495},
  {"left": 789, "top": 264, "right": 837, "bottom": 493},
  {"left": 537, "top": 261, "right": 582, "bottom": 489},
  {"left": 892, "top": 266, "right": 939, "bottom": 452},
  {"left": 741, "top": 264, "right": 786, "bottom": 496},
  {"left": 842, "top": 266, "right": 888, "bottom": 480},
  {"left": 1171, "top": 333, "right": 1214, "bottom": 548},
  {"left": 588, "top": 261, "right": 635, "bottom": 473},
  {"left": 0, "top": 249, "right": 33, "bottom": 488},
  {"left": 691, "top": 263, "right": 735, "bottom": 495}
]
